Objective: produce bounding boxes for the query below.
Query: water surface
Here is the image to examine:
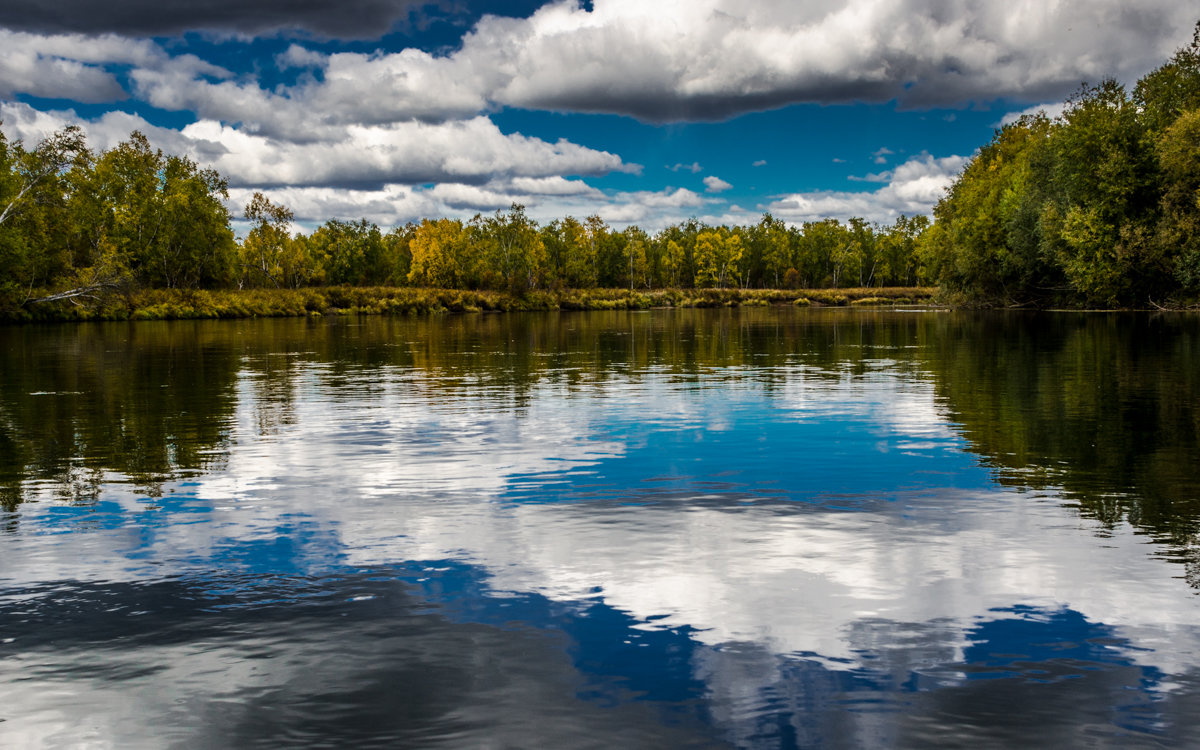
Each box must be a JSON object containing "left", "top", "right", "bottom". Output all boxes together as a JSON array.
[{"left": 2, "top": 308, "right": 1198, "bottom": 748}]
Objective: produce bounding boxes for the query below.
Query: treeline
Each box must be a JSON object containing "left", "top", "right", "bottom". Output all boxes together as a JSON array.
[
  {"left": 0, "top": 126, "right": 930, "bottom": 316},
  {"left": 395, "top": 210, "right": 926, "bottom": 293},
  {"left": 9, "top": 24, "right": 1199, "bottom": 314},
  {"left": 921, "top": 25, "right": 1200, "bottom": 307}
]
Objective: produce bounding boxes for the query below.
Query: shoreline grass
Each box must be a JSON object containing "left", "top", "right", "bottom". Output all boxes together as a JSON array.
[{"left": 3, "top": 286, "right": 938, "bottom": 323}]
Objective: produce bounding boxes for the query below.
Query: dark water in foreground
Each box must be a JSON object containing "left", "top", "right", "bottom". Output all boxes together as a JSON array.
[{"left": 1, "top": 308, "right": 1199, "bottom": 748}]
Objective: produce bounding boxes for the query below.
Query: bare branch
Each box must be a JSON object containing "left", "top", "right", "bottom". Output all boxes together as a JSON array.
[{"left": 25, "top": 281, "right": 121, "bottom": 306}]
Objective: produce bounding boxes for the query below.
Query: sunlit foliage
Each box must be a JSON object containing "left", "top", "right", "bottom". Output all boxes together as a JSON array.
[{"left": 923, "top": 23, "right": 1200, "bottom": 306}]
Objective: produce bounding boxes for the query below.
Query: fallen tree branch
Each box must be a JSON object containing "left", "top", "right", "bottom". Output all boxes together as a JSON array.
[{"left": 24, "top": 281, "right": 122, "bottom": 306}]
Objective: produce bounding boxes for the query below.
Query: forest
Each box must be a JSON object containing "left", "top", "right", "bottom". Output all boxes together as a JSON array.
[
  {"left": 922, "top": 24, "right": 1200, "bottom": 307},
  {"left": 0, "top": 124, "right": 927, "bottom": 319},
  {"left": 1, "top": 25, "right": 1199, "bottom": 317}
]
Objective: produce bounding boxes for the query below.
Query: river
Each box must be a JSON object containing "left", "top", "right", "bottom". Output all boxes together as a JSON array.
[{"left": 1, "top": 308, "right": 1198, "bottom": 748}]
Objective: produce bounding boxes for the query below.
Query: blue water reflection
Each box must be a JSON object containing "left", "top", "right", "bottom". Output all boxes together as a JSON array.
[
  {"left": 2, "top": 311, "right": 1199, "bottom": 748},
  {"left": 502, "top": 386, "right": 993, "bottom": 508}
]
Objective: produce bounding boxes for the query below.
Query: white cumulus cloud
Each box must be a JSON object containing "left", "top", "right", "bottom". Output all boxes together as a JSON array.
[
  {"left": 703, "top": 175, "right": 732, "bottom": 193},
  {"left": 0, "top": 102, "right": 636, "bottom": 191},
  {"left": 997, "top": 101, "right": 1069, "bottom": 127},
  {"left": 768, "top": 152, "right": 969, "bottom": 225},
  {"left": 8, "top": 0, "right": 1191, "bottom": 133},
  {"left": 456, "top": 0, "right": 1193, "bottom": 120}
]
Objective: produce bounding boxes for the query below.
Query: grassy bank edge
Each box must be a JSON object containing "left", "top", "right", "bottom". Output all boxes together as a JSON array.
[{"left": 1, "top": 286, "right": 939, "bottom": 323}]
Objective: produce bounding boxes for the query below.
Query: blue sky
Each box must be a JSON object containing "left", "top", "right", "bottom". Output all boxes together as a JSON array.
[{"left": 0, "top": 1, "right": 1193, "bottom": 230}]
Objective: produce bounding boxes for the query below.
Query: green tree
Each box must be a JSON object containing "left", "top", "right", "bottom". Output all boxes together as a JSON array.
[
  {"left": 312, "top": 219, "right": 387, "bottom": 286},
  {"left": 144, "top": 153, "right": 236, "bottom": 288},
  {"left": 1156, "top": 108, "right": 1200, "bottom": 291},
  {"left": 924, "top": 115, "right": 1056, "bottom": 302},
  {"left": 557, "top": 216, "right": 598, "bottom": 288},
  {"left": 829, "top": 235, "right": 860, "bottom": 289},
  {"left": 384, "top": 224, "right": 415, "bottom": 285},
  {"left": 281, "top": 233, "right": 325, "bottom": 288},
  {"left": 794, "top": 219, "right": 843, "bottom": 287},
  {"left": 757, "top": 213, "right": 792, "bottom": 288},
  {"left": 71, "top": 132, "right": 234, "bottom": 291},
  {"left": 0, "top": 125, "right": 87, "bottom": 307},
  {"left": 875, "top": 214, "right": 928, "bottom": 286},
  {"left": 1134, "top": 23, "right": 1200, "bottom": 136},
  {"left": 481, "top": 204, "right": 546, "bottom": 293},
  {"left": 1046, "top": 81, "right": 1161, "bottom": 305},
  {"left": 0, "top": 125, "right": 85, "bottom": 228},
  {"left": 847, "top": 217, "right": 874, "bottom": 287},
  {"left": 661, "top": 239, "right": 686, "bottom": 287},
  {"left": 622, "top": 225, "right": 650, "bottom": 290},
  {"left": 239, "top": 192, "right": 294, "bottom": 288}
]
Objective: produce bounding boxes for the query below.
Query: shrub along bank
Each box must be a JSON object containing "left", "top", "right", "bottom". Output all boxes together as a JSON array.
[{"left": 0, "top": 286, "right": 936, "bottom": 323}]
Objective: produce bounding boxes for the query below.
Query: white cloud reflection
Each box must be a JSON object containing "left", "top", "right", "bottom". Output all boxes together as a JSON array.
[
  {"left": 5, "top": 350, "right": 1200, "bottom": 746},
  {"left": 7, "top": 360, "right": 1200, "bottom": 676}
]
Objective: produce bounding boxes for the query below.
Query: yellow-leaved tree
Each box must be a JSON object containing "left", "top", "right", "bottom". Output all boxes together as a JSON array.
[
  {"left": 693, "top": 230, "right": 743, "bottom": 288},
  {"left": 408, "top": 218, "right": 466, "bottom": 288}
]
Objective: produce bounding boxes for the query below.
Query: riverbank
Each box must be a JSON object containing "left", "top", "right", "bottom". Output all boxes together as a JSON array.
[{"left": 2, "top": 286, "right": 937, "bottom": 323}]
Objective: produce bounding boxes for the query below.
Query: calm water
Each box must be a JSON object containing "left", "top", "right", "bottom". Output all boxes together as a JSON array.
[{"left": 1, "top": 308, "right": 1199, "bottom": 748}]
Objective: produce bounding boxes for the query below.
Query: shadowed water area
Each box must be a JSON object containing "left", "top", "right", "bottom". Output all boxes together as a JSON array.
[{"left": 1, "top": 308, "right": 1199, "bottom": 748}]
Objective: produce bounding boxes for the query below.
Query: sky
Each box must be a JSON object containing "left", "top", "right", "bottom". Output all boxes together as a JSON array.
[{"left": 0, "top": 0, "right": 1195, "bottom": 231}]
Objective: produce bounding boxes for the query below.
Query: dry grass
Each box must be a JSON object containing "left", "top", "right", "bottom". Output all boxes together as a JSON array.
[{"left": 4, "top": 286, "right": 938, "bottom": 322}]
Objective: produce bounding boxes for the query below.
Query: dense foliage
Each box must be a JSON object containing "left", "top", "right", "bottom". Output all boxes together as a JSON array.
[
  {"left": 0, "top": 129, "right": 237, "bottom": 308},
  {"left": 922, "top": 25, "right": 1200, "bottom": 307},
  {"left": 0, "top": 128, "right": 930, "bottom": 318}
]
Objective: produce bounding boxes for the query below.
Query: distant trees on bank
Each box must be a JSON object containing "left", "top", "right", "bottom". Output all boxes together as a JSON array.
[
  {"left": 4, "top": 24, "right": 1200, "bottom": 313},
  {"left": 398, "top": 209, "right": 927, "bottom": 295},
  {"left": 0, "top": 122, "right": 931, "bottom": 313}
]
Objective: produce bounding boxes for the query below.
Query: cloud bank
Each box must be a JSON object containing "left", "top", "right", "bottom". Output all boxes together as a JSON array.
[
  {"left": 0, "top": 0, "right": 444, "bottom": 39},
  {"left": 0, "top": 0, "right": 1192, "bottom": 228},
  {"left": 3, "top": 1, "right": 1192, "bottom": 124},
  {"left": 0, "top": 101, "right": 635, "bottom": 189}
]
